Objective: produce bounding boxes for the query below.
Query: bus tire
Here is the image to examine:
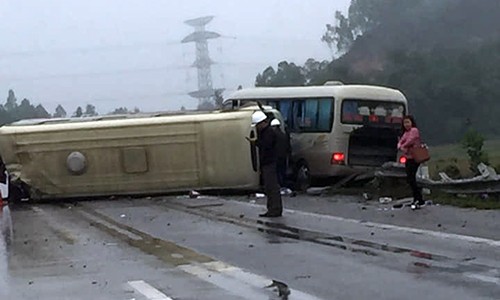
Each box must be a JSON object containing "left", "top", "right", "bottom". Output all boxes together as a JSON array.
[{"left": 295, "top": 162, "right": 311, "bottom": 192}]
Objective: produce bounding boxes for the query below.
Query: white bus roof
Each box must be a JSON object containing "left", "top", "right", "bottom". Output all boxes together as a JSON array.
[
  {"left": 225, "top": 85, "right": 407, "bottom": 102},
  {"left": 0, "top": 110, "right": 255, "bottom": 134}
]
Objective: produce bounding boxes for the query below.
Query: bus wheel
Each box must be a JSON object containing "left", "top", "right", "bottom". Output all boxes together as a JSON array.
[{"left": 295, "top": 162, "right": 311, "bottom": 192}]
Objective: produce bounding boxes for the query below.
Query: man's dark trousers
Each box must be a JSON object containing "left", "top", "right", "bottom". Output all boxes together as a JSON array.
[{"left": 261, "top": 163, "right": 283, "bottom": 215}]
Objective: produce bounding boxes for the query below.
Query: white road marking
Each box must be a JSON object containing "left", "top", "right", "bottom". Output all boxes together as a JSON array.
[
  {"left": 128, "top": 280, "right": 173, "bottom": 300},
  {"left": 245, "top": 203, "right": 500, "bottom": 247},
  {"left": 202, "top": 261, "right": 324, "bottom": 300},
  {"left": 178, "top": 261, "right": 324, "bottom": 300},
  {"left": 179, "top": 264, "right": 272, "bottom": 299},
  {"left": 464, "top": 273, "right": 500, "bottom": 285},
  {"left": 78, "top": 210, "right": 142, "bottom": 241}
]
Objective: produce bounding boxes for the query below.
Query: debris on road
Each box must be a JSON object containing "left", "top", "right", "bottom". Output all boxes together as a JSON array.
[
  {"left": 280, "top": 188, "right": 295, "bottom": 196},
  {"left": 379, "top": 197, "right": 392, "bottom": 204},
  {"left": 265, "top": 280, "right": 291, "bottom": 299},
  {"left": 189, "top": 190, "right": 201, "bottom": 199},
  {"left": 306, "top": 187, "right": 329, "bottom": 196}
]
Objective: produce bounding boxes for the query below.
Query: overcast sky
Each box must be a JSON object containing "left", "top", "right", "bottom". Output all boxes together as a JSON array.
[{"left": 0, "top": 0, "right": 350, "bottom": 115}]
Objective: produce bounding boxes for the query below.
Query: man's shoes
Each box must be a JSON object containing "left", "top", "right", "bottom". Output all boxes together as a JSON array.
[
  {"left": 411, "top": 201, "right": 425, "bottom": 210},
  {"left": 259, "top": 212, "right": 282, "bottom": 218}
]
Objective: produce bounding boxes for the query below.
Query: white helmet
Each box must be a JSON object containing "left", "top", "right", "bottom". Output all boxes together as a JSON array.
[
  {"left": 251, "top": 111, "right": 267, "bottom": 124},
  {"left": 270, "top": 119, "right": 281, "bottom": 126}
]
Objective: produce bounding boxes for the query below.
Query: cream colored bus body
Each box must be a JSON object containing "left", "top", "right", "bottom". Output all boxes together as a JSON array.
[{"left": 0, "top": 110, "right": 273, "bottom": 200}]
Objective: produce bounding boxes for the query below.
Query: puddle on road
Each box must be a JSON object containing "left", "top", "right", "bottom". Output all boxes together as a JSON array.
[
  {"left": 157, "top": 201, "right": 498, "bottom": 281},
  {"left": 254, "top": 218, "right": 498, "bottom": 278},
  {"left": 0, "top": 237, "right": 8, "bottom": 298},
  {"left": 1, "top": 205, "right": 13, "bottom": 247},
  {"left": 0, "top": 205, "right": 13, "bottom": 298}
]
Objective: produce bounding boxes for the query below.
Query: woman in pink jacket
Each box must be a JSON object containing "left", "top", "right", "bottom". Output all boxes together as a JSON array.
[{"left": 398, "top": 115, "right": 423, "bottom": 209}]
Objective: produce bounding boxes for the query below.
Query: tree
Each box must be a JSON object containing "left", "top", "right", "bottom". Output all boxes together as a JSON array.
[
  {"left": 5, "top": 89, "right": 18, "bottom": 112},
  {"left": 255, "top": 66, "right": 277, "bottom": 87},
  {"left": 0, "top": 105, "right": 10, "bottom": 126},
  {"left": 321, "top": 0, "right": 387, "bottom": 57},
  {"left": 18, "top": 98, "right": 36, "bottom": 120},
  {"left": 321, "top": 0, "right": 455, "bottom": 58},
  {"left": 111, "top": 107, "right": 129, "bottom": 115},
  {"left": 84, "top": 104, "right": 98, "bottom": 116},
  {"left": 255, "top": 61, "right": 306, "bottom": 87},
  {"left": 322, "top": 11, "right": 355, "bottom": 57},
  {"left": 73, "top": 106, "right": 83, "bottom": 117},
  {"left": 53, "top": 104, "right": 67, "bottom": 118},
  {"left": 35, "top": 104, "right": 51, "bottom": 118},
  {"left": 302, "top": 58, "right": 332, "bottom": 85}
]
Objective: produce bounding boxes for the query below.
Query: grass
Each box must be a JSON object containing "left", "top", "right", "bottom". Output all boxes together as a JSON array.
[
  {"left": 427, "top": 139, "right": 500, "bottom": 179},
  {"left": 426, "top": 139, "right": 500, "bottom": 209},
  {"left": 432, "top": 191, "right": 500, "bottom": 210}
]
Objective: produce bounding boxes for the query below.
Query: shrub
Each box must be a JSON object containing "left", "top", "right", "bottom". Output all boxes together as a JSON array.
[
  {"left": 440, "top": 164, "right": 461, "bottom": 179},
  {"left": 461, "top": 129, "right": 489, "bottom": 174}
]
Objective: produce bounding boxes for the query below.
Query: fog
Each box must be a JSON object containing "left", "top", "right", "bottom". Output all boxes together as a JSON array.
[{"left": 0, "top": 0, "right": 350, "bottom": 115}]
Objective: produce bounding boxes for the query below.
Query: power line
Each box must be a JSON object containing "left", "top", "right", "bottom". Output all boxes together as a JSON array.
[
  {"left": 0, "top": 41, "right": 182, "bottom": 59},
  {"left": 1, "top": 65, "right": 188, "bottom": 81},
  {"left": 0, "top": 61, "right": 275, "bottom": 82},
  {"left": 33, "top": 91, "right": 192, "bottom": 107},
  {"left": 0, "top": 36, "right": 323, "bottom": 59}
]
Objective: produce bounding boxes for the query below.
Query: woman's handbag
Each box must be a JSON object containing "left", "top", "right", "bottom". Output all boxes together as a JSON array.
[{"left": 410, "top": 144, "right": 430, "bottom": 163}]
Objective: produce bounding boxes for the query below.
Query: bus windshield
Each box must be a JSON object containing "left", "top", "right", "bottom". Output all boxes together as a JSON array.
[{"left": 341, "top": 99, "right": 405, "bottom": 127}]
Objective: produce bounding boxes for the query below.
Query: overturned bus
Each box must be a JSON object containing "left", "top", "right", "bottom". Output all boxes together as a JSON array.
[{"left": 0, "top": 107, "right": 282, "bottom": 201}]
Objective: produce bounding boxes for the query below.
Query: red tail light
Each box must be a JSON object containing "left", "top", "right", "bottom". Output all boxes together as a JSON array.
[
  {"left": 331, "top": 152, "right": 345, "bottom": 164},
  {"left": 399, "top": 156, "right": 407, "bottom": 164}
]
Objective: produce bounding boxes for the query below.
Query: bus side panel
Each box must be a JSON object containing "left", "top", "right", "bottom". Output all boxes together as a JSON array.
[
  {"left": 290, "top": 132, "right": 331, "bottom": 177},
  {"left": 10, "top": 122, "right": 202, "bottom": 198}
]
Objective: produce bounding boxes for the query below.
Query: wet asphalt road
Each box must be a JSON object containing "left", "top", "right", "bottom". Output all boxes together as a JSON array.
[{"left": 1, "top": 196, "right": 499, "bottom": 300}]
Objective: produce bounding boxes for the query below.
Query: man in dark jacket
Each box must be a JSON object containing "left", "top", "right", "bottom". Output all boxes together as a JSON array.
[
  {"left": 250, "top": 111, "right": 283, "bottom": 218},
  {"left": 270, "top": 119, "right": 290, "bottom": 188}
]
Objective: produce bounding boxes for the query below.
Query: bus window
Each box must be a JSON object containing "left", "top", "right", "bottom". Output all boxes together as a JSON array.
[
  {"left": 265, "top": 101, "right": 278, "bottom": 109},
  {"left": 342, "top": 99, "right": 405, "bottom": 127},
  {"left": 275, "top": 99, "right": 292, "bottom": 129},
  {"left": 318, "top": 99, "right": 333, "bottom": 131},
  {"left": 292, "top": 98, "right": 333, "bottom": 132}
]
